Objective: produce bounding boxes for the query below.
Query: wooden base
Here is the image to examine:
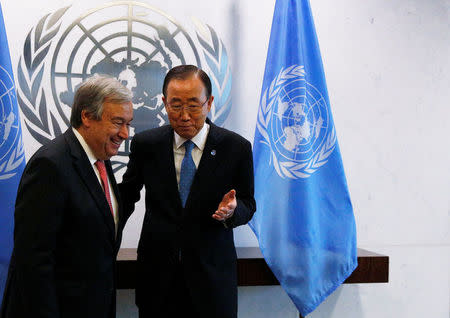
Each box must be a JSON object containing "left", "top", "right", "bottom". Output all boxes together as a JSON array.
[{"left": 116, "top": 247, "right": 388, "bottom": 289}]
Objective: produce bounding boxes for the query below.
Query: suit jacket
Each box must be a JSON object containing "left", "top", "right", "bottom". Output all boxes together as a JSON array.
[
  {"left": 120, "top": 120, "right": 256, "bottom": 318},
  {"left": 1, "top": 129, "right": 125, "bottom": 318}
]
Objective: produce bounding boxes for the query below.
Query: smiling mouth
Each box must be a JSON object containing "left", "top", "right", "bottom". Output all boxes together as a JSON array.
[{"left": 111, "top": 140, "right": 122, "bottom": 148}]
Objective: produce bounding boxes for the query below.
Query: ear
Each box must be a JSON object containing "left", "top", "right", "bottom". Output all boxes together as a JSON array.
[
  {"left": 206, "top": 95, "right": 214, "bottom": 112},
  {"left": 81, "top": 109, "right": 92, "bottom": 128},
  {"left": 162, "top": 96, "right": 169, "bottom": 112}
]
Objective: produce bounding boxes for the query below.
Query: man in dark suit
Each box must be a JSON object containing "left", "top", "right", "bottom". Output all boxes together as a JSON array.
[
  {"left": 0, "top": 75, "right": 133, "bottom": 318},
  {"left": 120, "top": 65, "right": 256, "bottom": 318}
]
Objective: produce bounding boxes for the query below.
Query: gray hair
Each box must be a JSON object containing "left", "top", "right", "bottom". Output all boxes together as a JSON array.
[{"left": 70, "top": 74, "right": 133, "bottom": 128}]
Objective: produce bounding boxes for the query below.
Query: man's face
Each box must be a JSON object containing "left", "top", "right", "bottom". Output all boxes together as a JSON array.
[
  {"left": 82, "top": 100, "right": 133, "bottom": 160},
  {"left": 163, "top": 75, "right": 213, "bottom": 139}
]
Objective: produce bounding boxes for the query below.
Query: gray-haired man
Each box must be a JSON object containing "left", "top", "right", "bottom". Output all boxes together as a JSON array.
[{"left": 1, "top": 75, "right": 133, "bottom": 318}]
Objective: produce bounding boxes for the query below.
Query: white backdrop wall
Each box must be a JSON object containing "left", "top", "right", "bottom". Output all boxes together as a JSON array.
[{"left": 2, "top": 0, "right": 449, "bottom": 317}]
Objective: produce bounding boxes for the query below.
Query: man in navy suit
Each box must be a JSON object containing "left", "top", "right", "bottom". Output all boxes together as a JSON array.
[
  {"left": 120, "top": 65, "right": 256, "bottom": 318},
  {"left": 1, "top": 75, "right": 133, "bottom": 318}
]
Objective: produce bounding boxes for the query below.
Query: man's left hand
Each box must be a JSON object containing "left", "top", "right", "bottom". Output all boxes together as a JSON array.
[{"left": 212, "top": 189, "right": 237, "bottom": 222}]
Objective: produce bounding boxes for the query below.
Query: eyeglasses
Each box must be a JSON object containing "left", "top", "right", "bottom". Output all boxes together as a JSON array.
[{"left": 167, "top": 99, "right": 208, "bottom": 115}]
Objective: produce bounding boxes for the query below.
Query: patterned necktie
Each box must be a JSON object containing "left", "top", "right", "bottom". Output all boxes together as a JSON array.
[
  {"left": 179, "top": 140, "right": 196, "bottom": 207},
  {"left": 94, "top": 160, "right": 114, "bottom": 217}
]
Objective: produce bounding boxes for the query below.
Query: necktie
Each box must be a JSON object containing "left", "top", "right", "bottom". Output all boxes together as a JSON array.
[
  {"left": 95, "top": 160, "right": 114, "bottom": 217},
  {"left": 179, "top": 140, "right": 196, "bottom": 207}
]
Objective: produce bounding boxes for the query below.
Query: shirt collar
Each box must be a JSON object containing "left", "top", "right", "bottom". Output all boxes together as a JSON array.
[
  {"left": 72, "top": 127, "right": 98, "bottom": 166},
  {"left": 174, "top": 122, "right": 210, "bottom": 151}
]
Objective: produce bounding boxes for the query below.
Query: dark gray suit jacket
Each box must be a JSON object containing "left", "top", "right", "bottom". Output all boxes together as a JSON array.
[
  {"left": 1, "top": 129, "right": 124, "bottom": 318},
  {"left": 120, "top": 120, "right": 256, "bottom": 318}
]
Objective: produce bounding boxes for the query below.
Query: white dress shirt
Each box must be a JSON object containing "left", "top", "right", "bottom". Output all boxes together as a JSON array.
[
  {"left": 173, "top": 123, "right": 210, "bottom": 188},
  {"left": 72, "top": 128, "right": 118, "bottom": 232}
]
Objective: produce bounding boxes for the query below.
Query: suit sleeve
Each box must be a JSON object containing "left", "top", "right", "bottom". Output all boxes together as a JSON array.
[
  {"left": 224, "top": 139, "right": 256, "bottom": 228},
  {"left": 119, "top": 135, "right": 145, "bottom": 222},
  {"left": 13, "top": 156, "right": 66, "bottom": 318}
]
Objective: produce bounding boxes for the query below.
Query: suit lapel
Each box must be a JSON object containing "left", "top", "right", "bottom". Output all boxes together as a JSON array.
[
  {"left": 64, "top": 129, "right": 116, "bottom": 242},
  {"left": 185, "top": 122, "right": 223, "bottom": 210},
  {"left": 159, "top": 127, "right": 183, "bottom": 214},
  {"left": 105, "top": 159, "right": 120, "bottom": 221},
  {"left": 105, "top": 160, "right": 120, "bottom": 218}
]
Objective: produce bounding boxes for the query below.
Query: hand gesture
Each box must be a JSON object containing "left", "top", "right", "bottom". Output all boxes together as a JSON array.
[{"left": 212, "top": 189, "right": 237, "bottom": 222}]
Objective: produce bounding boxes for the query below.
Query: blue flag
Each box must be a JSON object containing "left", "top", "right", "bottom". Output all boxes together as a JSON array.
[
  {"left": 0, "top": 4, "right": 26, "bottom": 306},
  {"left": 249, "top": 0, "right": 357, "bottom": 315}
]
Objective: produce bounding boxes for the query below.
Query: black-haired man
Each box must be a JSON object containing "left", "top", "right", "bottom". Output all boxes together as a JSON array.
[{"left": 121, "top": 65, "right": 256, "bottom": 318}]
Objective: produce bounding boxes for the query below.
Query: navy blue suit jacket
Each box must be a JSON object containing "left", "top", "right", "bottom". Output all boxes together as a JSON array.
[
  {"left": 1, "top": 129, "right": 124, "bottom": 318},
  {"left": 120, "top": 120, "right": 256, "bottom": 318}
]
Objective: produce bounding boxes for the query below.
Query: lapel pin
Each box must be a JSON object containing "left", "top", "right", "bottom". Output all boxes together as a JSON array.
[{"left": 211, "top": 150, "right": 216, "bottom": 156}]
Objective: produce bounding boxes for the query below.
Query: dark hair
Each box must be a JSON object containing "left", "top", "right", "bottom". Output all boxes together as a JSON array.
[
  {"left": 70, "top": 74, "right": 132, "bottom": 128},
  {"left": 162, "top": 65, "right": 212, "bottom": 98}
]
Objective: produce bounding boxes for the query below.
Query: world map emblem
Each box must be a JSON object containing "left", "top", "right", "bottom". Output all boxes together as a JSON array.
[
  {"left": 256, "top": 65, "right": 336, "bottom": 179},
  {"left": 17, "top": 1, "right": 232, "bottom": 172},
  {"left": 0, "top": 66, "right": 25, "bottom": 180}
]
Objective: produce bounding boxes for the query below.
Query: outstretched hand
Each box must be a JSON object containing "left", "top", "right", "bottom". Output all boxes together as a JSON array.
[{"left": 212, "top": 189, "right": 237, "bottom": 222}]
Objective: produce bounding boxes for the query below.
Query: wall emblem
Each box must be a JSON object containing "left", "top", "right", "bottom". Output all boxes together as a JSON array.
[{"left": 17, "top": 2, "right": 232, "bottom": 172}]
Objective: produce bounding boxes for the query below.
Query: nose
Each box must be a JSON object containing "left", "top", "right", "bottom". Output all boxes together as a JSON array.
[
  {"left": 118, "top": 124, "right": 129, "bottom": 140},
  {"left": 180, "top": 108, "right": 191, "bottom": 121}
]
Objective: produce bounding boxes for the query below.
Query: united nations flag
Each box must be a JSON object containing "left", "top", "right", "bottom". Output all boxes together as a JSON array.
[
  {"left": 0, "top": 4, "right": 26, "bottom": 306},
  {"left": 249, "top": 0, "right": 357, "bottom": 315}
]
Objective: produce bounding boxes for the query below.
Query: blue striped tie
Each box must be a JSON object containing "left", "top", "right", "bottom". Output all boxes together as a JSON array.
[{"left": 179, "top": 140, "right": 196, "bottom": 207}]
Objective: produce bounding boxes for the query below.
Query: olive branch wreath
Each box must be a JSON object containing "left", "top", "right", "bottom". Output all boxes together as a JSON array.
[
  {"left": 0, "top": 134, "right": 25, "bottom": 180},
  {"left": 16, "top": 7, "right": 70, "bottom": 146},
  {"left": 0, "top": 64, "right": 25, "bottom": 179},
  {"left": 256, "top": 65, "right": 337, "bottom": 179},
  {"left": 195, "top": 24, "right": 232, "bottom": 126}
]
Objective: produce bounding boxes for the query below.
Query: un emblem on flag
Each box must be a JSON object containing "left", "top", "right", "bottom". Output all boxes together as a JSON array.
[
  {"left": 0, "top": 66, "right": 25, "bottom": 180},
  {"left": 256, "top": 65, "right": 336, "bottom": 179}
]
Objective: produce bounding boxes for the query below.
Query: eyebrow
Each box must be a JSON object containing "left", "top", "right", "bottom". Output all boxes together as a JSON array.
[
  {"left": 169, "top": 97, "right": 201, "bottom": 102},
  {"left": 111, "top": 116, "right": 133, "bottom": 122}
]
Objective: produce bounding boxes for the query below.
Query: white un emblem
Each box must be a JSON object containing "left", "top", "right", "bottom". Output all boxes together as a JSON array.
[
  {"left": 0, "top": 66, "right": 25, "bottom": 180},
  {"left": 16, "top": 1, "right": 232, "bottom": 173},
  {"left": 256, "top": 65, "right": 336, "bottom": 179}
]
